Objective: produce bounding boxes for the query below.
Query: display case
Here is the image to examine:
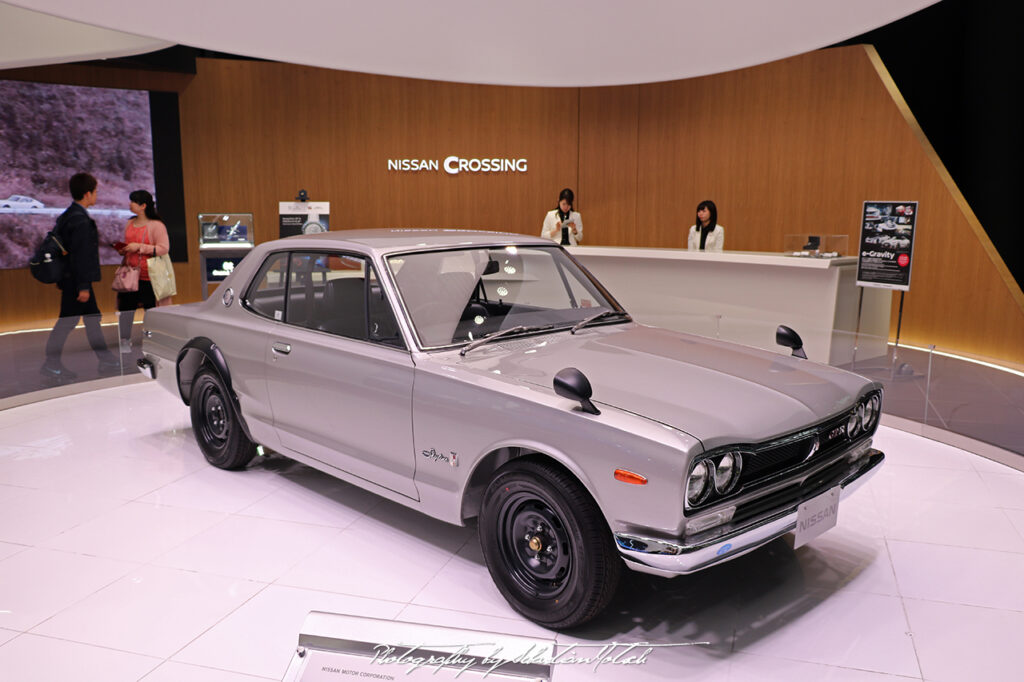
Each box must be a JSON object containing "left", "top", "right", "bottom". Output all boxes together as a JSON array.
[
  {"left": 198, "top": 213, "right": 255, "bottom": 298},
  {"left": 198, "top": 213, "right": 254, "bottom": 248},
  {"left": 784, "top": 233, "right": 848, "bottom": 258}
]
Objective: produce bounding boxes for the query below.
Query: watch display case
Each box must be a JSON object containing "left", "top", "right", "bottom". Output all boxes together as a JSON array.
[{"left": 198, "top": 213, "right": 255, "bottom": 248}]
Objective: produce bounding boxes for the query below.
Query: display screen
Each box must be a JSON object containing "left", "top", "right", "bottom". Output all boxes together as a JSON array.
[
  {"left": 205, "top": 256, "right": 246, "bottom": 282},
  {"left": 0, "top": 79, "right": 156, "bottom": 270}
]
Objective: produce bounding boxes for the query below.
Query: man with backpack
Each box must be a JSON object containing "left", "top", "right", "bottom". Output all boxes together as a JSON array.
[{"left": 41, "top": 172, "right": 120, "bottom": 384}]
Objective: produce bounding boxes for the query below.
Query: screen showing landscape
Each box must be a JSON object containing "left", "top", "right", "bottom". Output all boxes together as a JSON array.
[{"left": 0, "top": 79, "right": 155, "bottom": 270}]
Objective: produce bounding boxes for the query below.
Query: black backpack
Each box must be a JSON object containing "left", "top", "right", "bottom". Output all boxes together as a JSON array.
[{"left": 28, "top": 224, "right": 69, "bottom": 284}]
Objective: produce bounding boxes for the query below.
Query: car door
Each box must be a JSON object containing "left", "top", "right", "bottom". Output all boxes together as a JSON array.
[{"left": 260, "top": 250, "right": 418, "bottom": 499}]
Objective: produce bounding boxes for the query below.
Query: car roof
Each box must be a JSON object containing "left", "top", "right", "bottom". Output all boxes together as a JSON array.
[{"left": 269, "top": 228, "right": 555, "bottom": 255}]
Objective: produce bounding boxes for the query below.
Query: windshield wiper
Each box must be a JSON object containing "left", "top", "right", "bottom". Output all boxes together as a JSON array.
[
  {"left": 460, "top": 325, "right": 553, "bottom": 356},
  {"left": 570, "top": 310, "right": 632, "bottom": 334}
]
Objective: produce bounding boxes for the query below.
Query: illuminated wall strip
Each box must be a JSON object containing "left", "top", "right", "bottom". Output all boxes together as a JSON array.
[
  {"left": 889, "top": 342, "right": 1024, "bottom": 379},
  {"left": 0, "top": 321, "right": 122, "bottom": 336}
]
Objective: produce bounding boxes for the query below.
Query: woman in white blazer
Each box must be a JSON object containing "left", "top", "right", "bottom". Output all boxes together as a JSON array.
[
  {"left": 687, "top": 199, "right": 724, "bottom": 252},
  {"left": 541, "top": 188, "right": 583, "bottom": 246}
]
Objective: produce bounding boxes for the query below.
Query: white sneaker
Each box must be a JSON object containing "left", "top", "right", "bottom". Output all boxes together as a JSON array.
[{"left": 119, "top": 339, "right": 132, "bottom": 354}]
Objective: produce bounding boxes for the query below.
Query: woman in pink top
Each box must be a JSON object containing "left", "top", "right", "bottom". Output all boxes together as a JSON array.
[{"left": 115, "top": 189, "right": 171, "bottom": 353}]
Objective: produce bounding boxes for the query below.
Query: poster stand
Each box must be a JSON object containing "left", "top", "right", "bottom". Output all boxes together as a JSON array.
[
  {"left": 852, "top": 288, "right": 864, "bottom": 370},
  {"left": 854, "top": 200, "right": 918, "bottom": 379},
  {"left": 891, "top": 290, "right": 910, "bottom": 380}
]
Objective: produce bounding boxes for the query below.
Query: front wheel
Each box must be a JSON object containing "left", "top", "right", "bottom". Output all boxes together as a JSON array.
[
  {"left": 479, "top": 459, "right": 621, "bottom": 629},
  {"left": 189, "top": 368, "right": 256, "bottom": 470}
]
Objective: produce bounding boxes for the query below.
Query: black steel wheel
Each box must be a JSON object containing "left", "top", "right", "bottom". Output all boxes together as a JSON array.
[
  {"left": 189, "top": 368, "right": 256, "bottom": 470},
  {"left": 479, "top": 458, "right": 621, "bottom": 629}
]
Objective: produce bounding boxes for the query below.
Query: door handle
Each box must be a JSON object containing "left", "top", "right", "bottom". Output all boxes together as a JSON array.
[{"left": 271, "top": 342, "right": 292, "bottom": 355}]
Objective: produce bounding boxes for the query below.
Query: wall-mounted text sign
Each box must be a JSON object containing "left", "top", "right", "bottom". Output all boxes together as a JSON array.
[{"left": 387, "top": 156, "right": 528, "bottom": 174}]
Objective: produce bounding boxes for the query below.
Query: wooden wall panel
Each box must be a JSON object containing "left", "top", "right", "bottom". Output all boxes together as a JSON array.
[
  {"left": 593, "top": 46, "right": 1024, "bottom": 365},
  {"left": 179, "top": 60, "right": 578, "bottom": 247},
  {"left": 578, "top": 86, "right": 638, "bottom": 246},
  {"left": 2, "top": 48, "right": 1022, "bottom": 366}
]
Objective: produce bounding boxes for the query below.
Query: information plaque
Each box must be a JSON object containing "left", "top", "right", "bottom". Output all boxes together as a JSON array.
[
  {"left": 280, "top": 201, "right": 330, "bottom": 238},
  {"left": 283, "top": 612, "right": 554, "bottom": 682}
]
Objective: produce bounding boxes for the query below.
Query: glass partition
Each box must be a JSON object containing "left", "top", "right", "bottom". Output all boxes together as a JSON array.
[{"left": 3, "top": 303, "right": 1022, "bottom": 460}]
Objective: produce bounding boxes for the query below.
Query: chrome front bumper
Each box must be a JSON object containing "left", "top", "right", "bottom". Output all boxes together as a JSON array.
[{"left": 614, "top": 449, "right": 884, "bottom": 577}]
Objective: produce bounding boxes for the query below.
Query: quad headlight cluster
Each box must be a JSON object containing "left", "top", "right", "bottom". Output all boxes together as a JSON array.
[
  {"left": 686, "top": 451, "right": 744, "bottom": 506},
  {"left": 847, "top": 392, "right": 882, "bottom": 439}
]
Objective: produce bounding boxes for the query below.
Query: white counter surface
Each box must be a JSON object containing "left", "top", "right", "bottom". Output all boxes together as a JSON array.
[
  {"left": 571, "top": 246, "right": 856, "bottom": 269},
  {"left": 567, "top": 246, "right": 891, "bottom": 366}
]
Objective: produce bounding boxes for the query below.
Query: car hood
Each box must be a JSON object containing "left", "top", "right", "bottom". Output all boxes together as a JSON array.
[{"left": 453, "top": 324, "right": 873, "bottom": 448}]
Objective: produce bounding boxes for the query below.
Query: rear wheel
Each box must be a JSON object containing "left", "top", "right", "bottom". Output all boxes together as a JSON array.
[
  {"left": 189, "top": 368, "right": 256, "bottom": 470},
  {"left": 479, "top": 459, "right": 621, "bottom": 629}
]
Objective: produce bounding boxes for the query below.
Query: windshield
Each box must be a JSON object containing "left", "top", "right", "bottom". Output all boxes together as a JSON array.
[{"left": 386, "top": 245, "right": 622, "bottom": 348}]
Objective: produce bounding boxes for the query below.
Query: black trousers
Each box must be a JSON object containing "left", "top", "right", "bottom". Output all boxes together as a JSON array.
[
  {"left": 44, "top": 284, "right": 114, "bottom": 364},
  {"left": 116, "top": 279, "right": 156, "bottom": 342}
]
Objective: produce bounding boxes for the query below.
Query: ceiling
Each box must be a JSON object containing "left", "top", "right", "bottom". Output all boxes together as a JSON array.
[{"left": 3, "top": 0, "right": 938, "bottom": 86}]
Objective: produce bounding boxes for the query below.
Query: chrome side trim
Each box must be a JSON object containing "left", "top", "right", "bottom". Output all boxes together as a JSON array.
[{"left": 615, "top": 449, "right": 884, "bottom": 577}]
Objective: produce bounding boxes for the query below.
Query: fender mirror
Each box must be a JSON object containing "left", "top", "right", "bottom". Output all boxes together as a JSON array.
[
  {"left": 776, "top": 325, "right": 808, "bottom": 359},
  {"left": 553, "top": 367, "right": 600, "bottom": 415}
]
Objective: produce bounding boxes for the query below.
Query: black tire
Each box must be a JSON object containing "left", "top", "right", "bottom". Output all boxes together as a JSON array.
[
  {"left": 189, "top": 368, "right": 256, "bottom": 470},
  {"left": 479, "top": 458, "right": 621, "bottom": 629}
]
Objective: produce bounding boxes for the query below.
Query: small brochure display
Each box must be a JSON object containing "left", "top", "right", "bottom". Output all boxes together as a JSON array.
[
  {"left": 856, "top": 201, "right": 918, "bottom": 291},
  {"left": 784, "top": 234, "right": 848, "bottom": 258},
  {"left": 198, "top": 213, "right": 255, "bottom": 299},
  {"left": 283, "top": 612, "right": 554, "bottom": 682},
  {"left": 280, "top": 201, "right": 330, "bottom": 238}
]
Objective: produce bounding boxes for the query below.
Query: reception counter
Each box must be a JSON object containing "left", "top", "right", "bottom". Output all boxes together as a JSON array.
[{"left": 567, "top": 246, "right": 892, "bottom": 365}]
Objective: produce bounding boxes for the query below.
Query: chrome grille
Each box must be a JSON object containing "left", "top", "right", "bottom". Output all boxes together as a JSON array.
[{"left": 738, "top": 414, "right": 851, "bottom": 487}]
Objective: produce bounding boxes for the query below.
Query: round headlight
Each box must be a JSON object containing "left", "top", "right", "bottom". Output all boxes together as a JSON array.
[
  {"left": 847, "top": 410, "right": 861, "bottom": 437},
  {"left": 861, "top": 398, "right": 875, "bottom": 430},
  {"left": 713, "top": 453, "right": 739, "bottom": 493},
  {"left": 687, "top": 461, "right": 709, "bottom": 505}
]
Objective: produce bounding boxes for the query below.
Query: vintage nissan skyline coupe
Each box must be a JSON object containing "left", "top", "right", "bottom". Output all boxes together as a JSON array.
[{"left": 138, "top": 229, "right": 885, "bottom": 629}]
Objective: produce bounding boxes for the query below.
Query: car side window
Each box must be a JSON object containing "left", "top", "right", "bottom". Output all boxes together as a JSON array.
[
  {"left": 244, "top": 252, "right": 290, "bottom": 321},
  {"left": 367, "top": 265, "right": 404, "bottom": 348},
  {"left": 283, "top": 251, "right": 406, "bottom": 349}
]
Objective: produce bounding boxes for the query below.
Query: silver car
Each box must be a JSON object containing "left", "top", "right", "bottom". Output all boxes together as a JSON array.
[
  {"left": 139, "top": 229, "right": 884, "bottom": 629},
  {"left": 1, "top": 194, "right": 44, "bottom": 209}
]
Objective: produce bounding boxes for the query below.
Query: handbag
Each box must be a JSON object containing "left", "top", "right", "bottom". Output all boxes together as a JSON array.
[
  {"left": 111, "top": 258, "right": 140, "bottom": 292},
  {"left": 144, "top": 222, "right": 177, "bottom": 300},
  {"left": 147, "top": 252, "right": 177, "bottom": 300}
]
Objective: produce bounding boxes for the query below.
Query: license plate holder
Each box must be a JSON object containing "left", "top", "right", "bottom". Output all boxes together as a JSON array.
[{"left": 794, "top": 486, "right": 841, "bottom": 548}]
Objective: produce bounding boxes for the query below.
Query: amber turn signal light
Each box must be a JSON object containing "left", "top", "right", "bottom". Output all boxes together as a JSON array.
[{"left": 614, "top": 469, "right": 648, "bottom": 485}]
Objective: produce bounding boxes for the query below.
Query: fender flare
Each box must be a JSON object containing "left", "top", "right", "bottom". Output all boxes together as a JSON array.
[{"left": 176, "top": 337, "right": 254, "bottom": 441}]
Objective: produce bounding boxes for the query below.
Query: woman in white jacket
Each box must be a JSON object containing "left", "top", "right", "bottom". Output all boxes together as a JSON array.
[
  {"left": 541, "top": 188, "right": 583, "bottom": 246},
  {"left": 687, "top": 199, "right": 724, "bottom": 252}
]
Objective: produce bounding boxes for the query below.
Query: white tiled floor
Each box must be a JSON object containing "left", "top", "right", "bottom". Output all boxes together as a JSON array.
[{"left": 0, "top": 382, "right": 1021, "bottom": 681}]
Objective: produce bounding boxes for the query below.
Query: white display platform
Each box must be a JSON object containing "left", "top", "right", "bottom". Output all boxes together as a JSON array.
[
  {"left": 568, "top": 246, "right": 892, "bottom": 365},
  {"left": 1, "top": 383, "right": 1022, "bottom": 681}
]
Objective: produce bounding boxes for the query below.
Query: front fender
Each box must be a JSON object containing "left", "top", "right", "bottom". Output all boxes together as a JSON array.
[{"left": 176, "top": 336, "right": 233, "bottom": 406}]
